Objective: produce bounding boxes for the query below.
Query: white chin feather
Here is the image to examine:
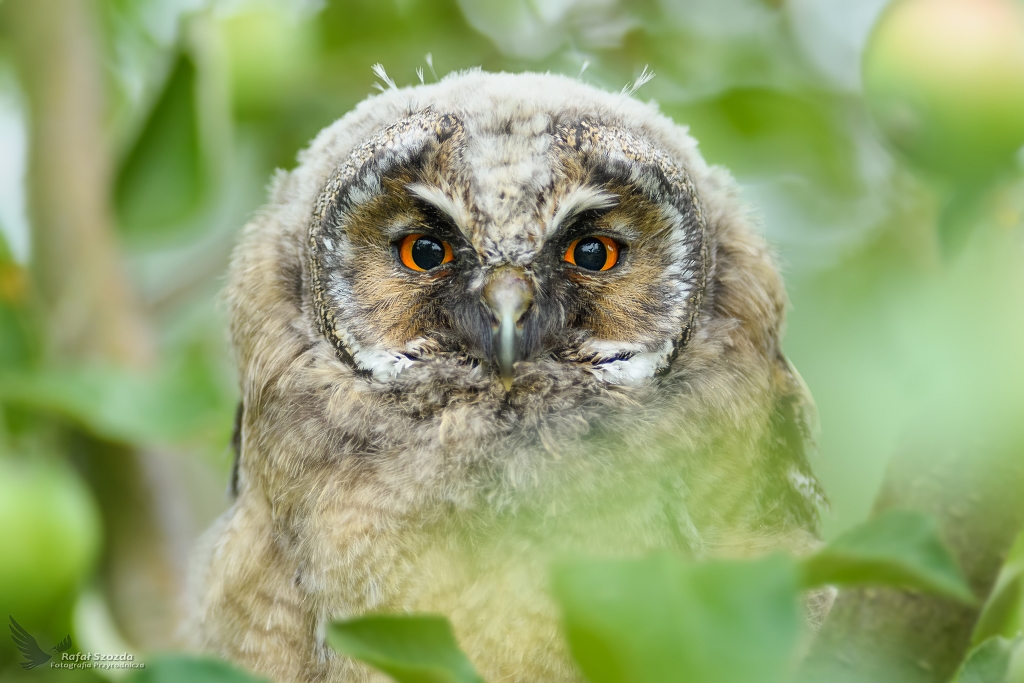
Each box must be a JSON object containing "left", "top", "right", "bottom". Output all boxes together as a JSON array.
[
  {"left": 582, "top": 340, "right": 673, "bottom": 386},
  {"left": 350, "top": 337, "right": 673, "bottom": 386},
  {"left": 353, "top": 347, "right": 415, "bottom": 381}
]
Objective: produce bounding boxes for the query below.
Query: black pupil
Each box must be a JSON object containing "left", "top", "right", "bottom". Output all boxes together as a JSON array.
[
  {"left": 574, "top": 237, "right": 608, "bottom": 271},
  {"left": 411, "top": 237, "right": 445, "bottom": 270}
]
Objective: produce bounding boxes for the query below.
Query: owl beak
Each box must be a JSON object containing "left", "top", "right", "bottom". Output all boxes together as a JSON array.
[{"left": 483, "top": 267, "right": 533, "bottom": 391}]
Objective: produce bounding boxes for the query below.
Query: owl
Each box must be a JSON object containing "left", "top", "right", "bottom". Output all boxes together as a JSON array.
[{"left": 188, "top": 70, "right": 825, "bottom": 683}]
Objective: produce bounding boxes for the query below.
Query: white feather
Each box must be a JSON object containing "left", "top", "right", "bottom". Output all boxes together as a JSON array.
[
  {"left": 622, "top": 65, "right": 655, "bottom": 96},
  {"left": 371, "top": 63, "right": 397, "bottom": 91}
]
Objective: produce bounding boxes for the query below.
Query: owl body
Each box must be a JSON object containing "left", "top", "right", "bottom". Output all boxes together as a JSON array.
[{"left": 189, "top": 71, "right": 824, "bottom": 683}]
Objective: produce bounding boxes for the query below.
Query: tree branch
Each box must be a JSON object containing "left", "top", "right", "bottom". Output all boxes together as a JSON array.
[{"left": 802, "top": 436, "right": 1024, "bottom": 682}]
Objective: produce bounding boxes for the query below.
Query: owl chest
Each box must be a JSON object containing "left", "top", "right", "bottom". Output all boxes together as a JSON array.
[{"left": 298, "top": 463, "right": 701, "bottom": 616}]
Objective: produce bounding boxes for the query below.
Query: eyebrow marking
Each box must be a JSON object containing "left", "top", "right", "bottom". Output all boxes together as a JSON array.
[
  {"left": 407, "top": 183, "right": 472, "bottom": 237},
  {"left": 547, "top": 186, "right": 619, "bottom": 238}
]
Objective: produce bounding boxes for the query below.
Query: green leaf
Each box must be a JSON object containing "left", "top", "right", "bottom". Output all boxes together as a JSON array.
[
  {"left": 219, "top": 8, "right": 317, "bottom": 116},
  {"left": 0, "top": 352, "right": 236, "bottom": 448},
  {"left": 115, "top": 51, "right": 205, "bottom": 237},
  {"left": 801, "top": 509, "right": 975, "bottom": 604},
  {"left": 327, "top": 614, "right": 485, "bottom": 683},
  {"left": 125, "top": 655, "right": 269, "bottom": 683},
  {"left": 936, "top": 179, "right": 997, "bottom": 259},
  {"left": 552, "top": 552, "right": 802, "bottom": 683},
  {"left": 950, "top": 636, "right": 1023, "bottom": 683},
  {"left": 0, "top": 237, "right": 37, "bottom": 371},
  {"left": 669, "top": 88, "right": 857, "bottom": 193},
  {"left": 973, "top": 527, "right": 1024, "bottom": 645}
]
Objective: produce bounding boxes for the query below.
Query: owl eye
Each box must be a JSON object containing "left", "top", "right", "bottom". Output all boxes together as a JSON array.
[
  {"left": 564, "top": 236, "right": 620, "bottom": 272},
  {"left": 399, "top": 234, "right": 454, "bottom": 272}
]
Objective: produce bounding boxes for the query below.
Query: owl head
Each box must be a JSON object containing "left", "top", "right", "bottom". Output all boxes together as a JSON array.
[
  {"left": 305, "top": 100, "right": 707, "bottom": 392},
  {"left": 226, "top": 69, "right": 820, "bottom": 533}
]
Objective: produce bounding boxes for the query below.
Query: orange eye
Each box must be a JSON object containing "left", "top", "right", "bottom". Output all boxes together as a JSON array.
[
  {"left": 563, "top": 236, "right": 619, "bottom": 271},
  {"left": 399, "top": 234, "right": 454, "bottom": 272}
]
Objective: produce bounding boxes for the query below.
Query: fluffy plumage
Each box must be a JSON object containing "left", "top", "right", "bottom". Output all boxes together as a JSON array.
[{"left": 188, "top": 70, "right": 825, "bottom": 683}]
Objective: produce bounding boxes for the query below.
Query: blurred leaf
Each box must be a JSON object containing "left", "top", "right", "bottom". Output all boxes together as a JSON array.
[
  {"left": 220, "top": 8, "right": 318, "bottom": 117},
  {"left": 631, "top": 0, "right": 814, "bottom": 101},
  {"left": 126, "top": 654, "right": 270, "bottom": 683},
  {"left": 670, "top": 88, "right": 857, "bottom": 192},
  {"left": 552, "top": 553, "right": 802, "bottom": 683},
  {"left": 973, "top": 527, "right": 1024, "bottom": 645},
  {"left": 785, "top": 0, "right": 889, "bottom": 91},
  {"left": 327, "top": 614, "right": 484, "bottom": 683},
  {"left": 801, "top": 509, "right": 975, "bottom": 603},
  {"left": 456, "top": 0, "right": 631, "bottom": 60},
  {"left": 318, "top": 0, "right": 489, "bottom": 55},
  {"left": 0, "top": 230, "right": 37, "bottom": 370},
  {"left": 950, "top": 636, "right": 1023, "bottom": 683},
  {"left": 656, "top": 0, "right": 779, "bottom": 38},
  {"left": 0, "top": 307, "right": 32, "bottom": 369},
  {"left": 937, "top": 178, "right": 999, "bottom": 259},
  {"left": 115, "top": 51, "right": 205, "bottom": 237},
  {"left": 237, "top": 0, "right": 492, "bottom": 170},
  {"left": 0, "top": 352, "right": 235, "bottom": 448},
  {"left": 455, "top": 0, "right": 564, "bottom": 59}
]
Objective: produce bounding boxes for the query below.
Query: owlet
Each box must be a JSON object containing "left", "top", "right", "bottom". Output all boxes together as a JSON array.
[{"left": 189, "top": 70, "right": 825, "bottom": 683}]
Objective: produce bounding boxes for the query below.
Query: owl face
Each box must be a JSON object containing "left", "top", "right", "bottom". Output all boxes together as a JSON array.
[{"left": 309, "top": 108, "right": 708, "bottom": 392}]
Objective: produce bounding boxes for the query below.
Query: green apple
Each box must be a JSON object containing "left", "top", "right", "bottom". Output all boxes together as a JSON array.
[
  {"left": 863, "top": 0, "right": 1024, "bottom": 178},
  {"left": 0, "top": 457, "right": 102, "bottom": 619}
]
